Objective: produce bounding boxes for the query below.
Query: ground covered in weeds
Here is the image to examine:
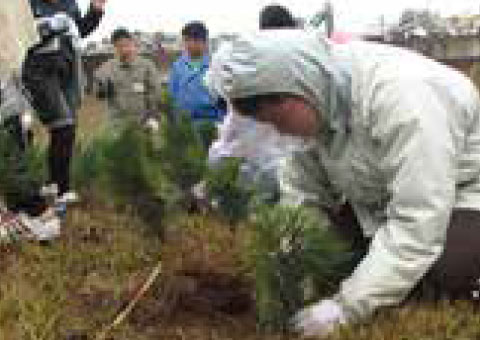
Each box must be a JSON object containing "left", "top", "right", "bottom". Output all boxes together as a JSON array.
[
  {"left": 0, "top": 203, "right": 264, "bottom": 340},
  {"left": 1, "top": 204, "right": 480, "bottom": 340},
  {"left": 1, "top": 97, "right": 480, "bottom": 339}
]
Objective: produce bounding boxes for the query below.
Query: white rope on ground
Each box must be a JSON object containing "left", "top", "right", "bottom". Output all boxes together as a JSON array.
[{"left": 96, "top": 261, "right": 163, "bottom": 340}]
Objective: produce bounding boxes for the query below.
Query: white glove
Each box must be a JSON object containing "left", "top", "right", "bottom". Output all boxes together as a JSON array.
[
  {"left": 21, "top": 110, "right": 34, "bottom": 130},
  {"left": 293, "top": 299, "right": 347, "bottom": 338},
  {"left": 145, "top": 118, "right": 160, "bottom": 132},
  {"left": 191, "top": 181, "right": 208, "bottom": 201}
]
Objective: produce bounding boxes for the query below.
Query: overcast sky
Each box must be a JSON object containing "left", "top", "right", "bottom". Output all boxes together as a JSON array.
[{"left": 78, "top": 0, "right": 480, "bottom": 41}]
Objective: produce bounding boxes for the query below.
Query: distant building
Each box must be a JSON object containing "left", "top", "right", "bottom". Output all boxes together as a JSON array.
[
  {"left": 361, "top": 11, "right": 480, "bottom": 89},
  {"left": 382, "top": 11, "right": 480, "bottom": 60}
]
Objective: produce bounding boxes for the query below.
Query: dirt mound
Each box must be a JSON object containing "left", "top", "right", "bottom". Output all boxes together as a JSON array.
[{"left": 129, "top": 214, "right": 254, "bottom": 325}]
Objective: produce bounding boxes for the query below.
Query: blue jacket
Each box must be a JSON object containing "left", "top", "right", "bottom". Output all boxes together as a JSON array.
[{"left": 168, "top": 54, "right": 225, "bottom": 122}]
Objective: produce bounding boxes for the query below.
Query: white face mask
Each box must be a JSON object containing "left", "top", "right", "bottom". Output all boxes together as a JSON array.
[{"left": 215, "top": 108, "right": 316, "bottom": 163}]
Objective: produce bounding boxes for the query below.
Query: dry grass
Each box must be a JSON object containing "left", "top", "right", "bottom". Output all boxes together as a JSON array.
[
  {"left": 2, "top": 204, "right": 480, "bottom": 340},
  {"left": 1, "top": 97, "right": 480, "bottom": 339},
  {"left": 0, "top": 204, "right": 162, "bottom": 339}
]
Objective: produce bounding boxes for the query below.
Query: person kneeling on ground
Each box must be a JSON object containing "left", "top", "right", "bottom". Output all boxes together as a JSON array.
[
  {"left": 95, "top": 28, "right": 162, "bottom": 132},
  {"left": 207, "top": 30, "right": 480, "bottom": 337},
  {"left": 0, "top": 79, "right": 62, "bottom": 242},
  {"left": 0, "top": 0, "right": 61, "bottom": 241}
]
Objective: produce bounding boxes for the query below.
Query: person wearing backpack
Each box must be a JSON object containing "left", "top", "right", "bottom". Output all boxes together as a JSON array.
[{"left": 23, "top": 0, "right": 107, "bottom": 204}]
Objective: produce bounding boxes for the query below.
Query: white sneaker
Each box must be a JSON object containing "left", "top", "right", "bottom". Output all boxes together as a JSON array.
[
  {"left": 56, "top": 191, "right": 80, "bottom": 205},
  {"left": 18, "top": 209, "right": 61, "bottom": 241},
  {"left": 40, "top": 183, "right": 59, "bottom": 199}
]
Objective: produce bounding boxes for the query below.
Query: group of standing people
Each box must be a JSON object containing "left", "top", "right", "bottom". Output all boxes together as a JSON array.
[{"left": 95, "top": 21, "right": 227, "bottom": 147}]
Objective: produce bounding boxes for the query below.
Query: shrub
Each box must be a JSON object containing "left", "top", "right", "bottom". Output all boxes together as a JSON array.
[
  {"left": 155, "top": 113, "right": 208, "bottom": 193},
  {"left": 0, "top": 118, "right": 45, "bottom": 210},
  {"left": 205, "top": 157, "right": 255, "bottom": 225},
  {"left": 247, "top": 205, "right": 351, "bottom": 333},
  {"left": 71, "top": 113, "right": 211, "bottom": 224}
]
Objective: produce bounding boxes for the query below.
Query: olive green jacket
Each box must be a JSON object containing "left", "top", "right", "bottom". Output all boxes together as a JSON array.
[{"left": 96, "top": 57, "right": 162, "bottom": 124}]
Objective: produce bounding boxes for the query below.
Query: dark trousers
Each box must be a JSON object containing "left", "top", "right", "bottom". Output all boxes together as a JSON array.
[
  {"left": 23, "top": 52, "right": 77, "bottom": 196},
  {"left": 49, "top": 125, "right": 75, "bottom": 196},
  {"left": 327, "top": 202, "right": 480, "bottom": 304}
]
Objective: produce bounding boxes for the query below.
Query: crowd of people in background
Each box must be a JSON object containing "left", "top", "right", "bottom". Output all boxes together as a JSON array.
[{"left": 0, "top": 0, "right": 302, "bottom": 242}]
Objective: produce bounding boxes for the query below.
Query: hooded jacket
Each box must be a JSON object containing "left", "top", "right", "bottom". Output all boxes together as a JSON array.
[{"left": 207, "top": 30, "right": 480, "bottom": 321}]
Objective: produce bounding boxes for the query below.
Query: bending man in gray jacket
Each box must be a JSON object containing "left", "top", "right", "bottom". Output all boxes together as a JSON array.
[{"left": 207, "top": 30, "right": 480, "bottom": 337}]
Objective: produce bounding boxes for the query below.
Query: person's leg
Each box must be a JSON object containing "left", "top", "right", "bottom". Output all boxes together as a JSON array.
[
  {"left": 48, "top": 125, "right": 76, "bottom": 196},
  {"left": 410, "top": 209, "right": 480, "bottom": 303}
]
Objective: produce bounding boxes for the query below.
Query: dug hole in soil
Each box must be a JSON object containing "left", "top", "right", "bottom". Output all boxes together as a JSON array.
[{"left": 123, "top": 215, "right": 281, "bottom": 339}]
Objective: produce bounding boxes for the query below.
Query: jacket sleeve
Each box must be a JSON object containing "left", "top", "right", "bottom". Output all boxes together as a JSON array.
[
  {"left": 70, "top": 3, "right": 104, "bottom": 38},
  {"left": 334, "top": 77, "right": 457, "bottom": 321}
]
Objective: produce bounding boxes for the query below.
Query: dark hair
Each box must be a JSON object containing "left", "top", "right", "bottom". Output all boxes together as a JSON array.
[
  {"left": 111, "top": 28, "right": 133, "bottom": 44},
  {"left": 232, "top": 94, "right": 284, "bottom": 117},
  {"left": 182, "top": 21, "right": 209, "bottom": 41},
  {"left": 260, "top": 5, "right": 297, "bottom": 29}
]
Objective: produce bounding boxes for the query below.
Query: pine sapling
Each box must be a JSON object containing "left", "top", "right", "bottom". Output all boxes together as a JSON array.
[{"left": 248, "top": 205, "right": 351, "bottom": 333}]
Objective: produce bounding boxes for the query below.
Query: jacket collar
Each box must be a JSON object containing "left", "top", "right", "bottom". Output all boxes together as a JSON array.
[{"left": 180, "top": 53, "right": 209, "bottom": 67}]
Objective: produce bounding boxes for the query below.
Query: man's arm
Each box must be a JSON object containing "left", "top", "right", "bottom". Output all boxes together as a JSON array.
[
  {"left": 334, "top": 77, "right": 456, "bottom": 321},
  {"left": 71, "top": 0, "right": 106, "bottom": 38}
]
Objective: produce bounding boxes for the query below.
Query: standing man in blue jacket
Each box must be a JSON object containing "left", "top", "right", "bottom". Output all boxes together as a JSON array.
[
  {"left": 169, "top": 21, "right": 226, "bottom": 148},
  {"left": 23, "top": 0, "right": 107, "bottom": 204}
]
